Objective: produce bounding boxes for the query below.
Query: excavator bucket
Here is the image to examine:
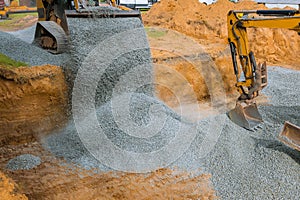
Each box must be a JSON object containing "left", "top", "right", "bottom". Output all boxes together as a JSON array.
[
  {"left": 228, "top": 101, "right": 263, "bottom": 130},
  {"left": 278, "top": 121, "right": 300, "bottom": 151}
]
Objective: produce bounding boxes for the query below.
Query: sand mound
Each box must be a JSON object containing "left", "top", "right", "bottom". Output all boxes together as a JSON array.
[
  {"left": 147, "top": 27, "right": 236, "bottom": 107},
  {"left": 144, "top": 0, "right": 300, "bottom": 68}
]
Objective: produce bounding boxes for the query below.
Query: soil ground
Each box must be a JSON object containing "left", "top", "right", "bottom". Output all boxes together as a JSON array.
[
  {"left": 0, "top": 65, "right": 68, "bottom": 145},
  {"left": 0, "top": 141, "right": 216, "bottom": 199}
]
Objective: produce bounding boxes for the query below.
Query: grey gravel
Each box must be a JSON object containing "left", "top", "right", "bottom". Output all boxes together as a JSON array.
[
  {"left": 6, "top": 154, "right": 41, "bottom": 170},
  {"left": 45, "top": 67, "right": 300, "bottom": 199},
  {"left": 173, "top": 67, "right": 300, "bottom": 199},
  {"left": 43, "top": 66, "right": 300, "bottom": 199},
  {"left": 0, "top": 30, "right": 69, "bottom": 66},
  {"left": 1, "top": 13, "right": 299, "bottom": 199},
  {"left": 63, "top": 17, "right": 152, "bottom": 107},
  {"left": 43, "top": 92, "right": 187, "bottom": 170},
  {"left": 8, "top": 25, "right": 36, "bottom": 44}
]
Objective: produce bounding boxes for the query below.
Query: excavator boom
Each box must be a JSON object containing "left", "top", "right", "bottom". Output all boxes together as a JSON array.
[
  {"left": 227, "top": 9, "right": 300, "bottom": 148},
  {"left": 227, "top": 9, "right": 300, "bottom": 104}
]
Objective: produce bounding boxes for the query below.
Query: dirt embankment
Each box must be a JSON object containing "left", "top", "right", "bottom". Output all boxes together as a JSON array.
[
  {"left": 147, "top": 27, "right": 236, "bottom": 107},
  {"left": 0, "top": 65, "right": 68, "bottom": 145},
  {"left": 144, "top": 0, "right": 300, "bottom": 68}
]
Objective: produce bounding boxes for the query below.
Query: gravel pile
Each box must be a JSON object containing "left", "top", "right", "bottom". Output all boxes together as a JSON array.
[
  {"left": 0, "top": 30, "right": 68, "bottom": 66},
  {"left": 44, "top": 92, "right": 188, "bottom": 171},
  {"left": 173, "top": 67, "right": 300, "bottom": 199},
  {"left": 43, "top": 16, "right": 169, "bottom": 171},
  {"left": 43, "top": 67, "right": 300, "bottom": 199},
  {"left": 8, "top": 25, "right": 36, "bottom": 44},
  {"left": 78, "top": 5, "right": 133, "bottom": 13},
  {"left": 6, "top": 154, "right": 41, "bottom": 170}
]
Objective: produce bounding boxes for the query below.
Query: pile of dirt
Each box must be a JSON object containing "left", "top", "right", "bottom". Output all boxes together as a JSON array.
[
  {"left": 147, "top": 27, "right": 236, "bottom": 107},
  {"left": 0, "top": 171, "right": 27, "bottom": 200},
  {"left": 144, "top": 0, "right": 265, "bottom": 40},
  {"left": 0, "top": 65, "right": 68, "bottom": 145},
  {"left": 144, "top": 0, "right": 300, "bottom": 68}
]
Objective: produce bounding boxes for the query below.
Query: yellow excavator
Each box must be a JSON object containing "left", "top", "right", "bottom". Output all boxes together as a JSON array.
[
  {"left": 0, "top": 0, "right": 36, "bottom": 19},
  {"left": 227, "top": 9, "right": 300, "bottom": 151},
  {"left": 34, "top": 0, "right": 141, "bottom": 53}
]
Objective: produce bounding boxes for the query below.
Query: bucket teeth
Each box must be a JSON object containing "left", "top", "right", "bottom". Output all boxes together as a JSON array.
[
  {"left": 279, "top": 121, "right": 300, "bottom": 151},
  {"left": 227, "top": 101, "right": 262, "bottom": 130}
]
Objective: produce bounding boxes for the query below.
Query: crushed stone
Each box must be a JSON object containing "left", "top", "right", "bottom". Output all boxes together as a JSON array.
[
  {"left": 44, "top": 67, "right": 300, "bottom": 199},
  {"left": 0, "top": 30, "right": 68, "bottom": 66},
  {"left": 6, "top": 154, "right": 41, "bottom": 171},
  {"left": 8, "top": 25, "right": 35, "bottom": 44},
  {"left": 172, "top": 67, "right": 300, "bottom": 199}
]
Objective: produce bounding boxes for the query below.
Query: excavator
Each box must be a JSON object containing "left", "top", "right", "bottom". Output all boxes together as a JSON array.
[
  {"left": 0, "top": 0, "right": 36, "bottom": 19},
  {"left": 34, "top": 0, "right": 141, "bottom": 53},
  {"left": 227, "top": 9, "right": 300, "bottom": 151}
]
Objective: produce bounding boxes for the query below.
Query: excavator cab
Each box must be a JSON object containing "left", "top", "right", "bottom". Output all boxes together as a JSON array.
[{"left": 227, "top": 9, "right": 300, "bottom": 145}]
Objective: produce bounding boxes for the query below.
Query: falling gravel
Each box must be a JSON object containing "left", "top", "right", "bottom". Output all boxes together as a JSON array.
[
  {"left": 44, "top": 92, "right": 187, "bottom": 171},
  {"left": 6, "top": 154, "right": 41, "bottom": 171},
  {"left": 63, "top": 17, "right": 153, "bottom": 107}
]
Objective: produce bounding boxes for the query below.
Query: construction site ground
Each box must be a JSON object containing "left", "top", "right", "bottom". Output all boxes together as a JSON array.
[{"left": 0, "top": 0, "right": 299, "bottom": 199}]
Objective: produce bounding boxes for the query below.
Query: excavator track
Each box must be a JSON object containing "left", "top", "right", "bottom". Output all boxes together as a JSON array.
[{"left": 34, "top": 21, "right": 69, "bottom": 54}]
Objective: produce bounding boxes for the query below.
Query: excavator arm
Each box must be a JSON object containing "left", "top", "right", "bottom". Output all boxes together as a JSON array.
[
  {"left": 228, "top": 9, "right": 300, "bottom": 100},
  {"left": 227, "top": 9, "right": 300, "bottom": 130}
]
